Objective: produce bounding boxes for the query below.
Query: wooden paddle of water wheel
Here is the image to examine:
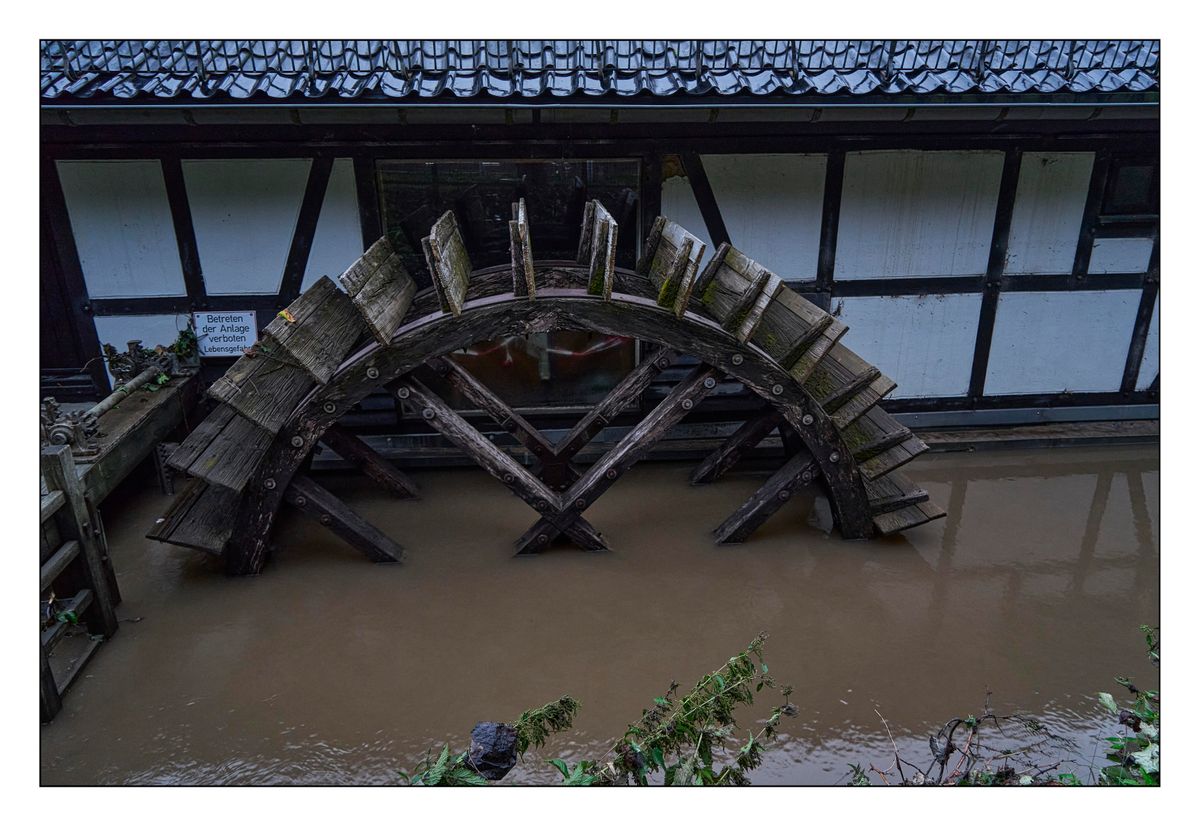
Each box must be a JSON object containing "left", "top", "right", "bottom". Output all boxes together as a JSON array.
[{"left": 148, "top": 199, "right": 944, "bottom": 575}]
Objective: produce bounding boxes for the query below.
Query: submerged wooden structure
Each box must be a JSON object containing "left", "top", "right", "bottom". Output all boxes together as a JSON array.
[{"left": 149, "top": 201, "right": 944, "bottom": 575}]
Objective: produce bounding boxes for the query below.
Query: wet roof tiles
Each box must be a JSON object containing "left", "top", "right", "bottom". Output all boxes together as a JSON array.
[{"left": 40, "top": 40, "right": 1160, "bottom": 104}]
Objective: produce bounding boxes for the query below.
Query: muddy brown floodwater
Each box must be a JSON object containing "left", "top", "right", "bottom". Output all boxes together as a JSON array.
[{"left": 40, "top": 444, "right": 1159, "bottom": 785}]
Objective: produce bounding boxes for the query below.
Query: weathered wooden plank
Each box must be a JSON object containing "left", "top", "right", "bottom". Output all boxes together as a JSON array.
[
  {"left": 788, "top": 315, "right": 847, "bottom": 384},
  {"left": 208, "top": 354, "right": 315, "bottom": 434},
  {"left": 41, "top": 490, "right": 65, "bottom": 524},
  {"left": 146, "top": 477, "right": 240, "bottom": 555},
  {"left": 696, "top": 245, "right": 784, "bottom": 343},
  {"left": 804, "top": 342, "right": 897, "bottom": 430},
  {"left": 41, "top": 540, "right": 81, "bottom": 592},
  {"left": 320, "top": 422, "right": 420, "bottom": 499},
  {"left": 713, "top": 451, "right": 818, "bottom": 544},
  {"left": 396, "top": 378, "right": 606, "bottom": 551},
  {"left": 423, "top": 210, "right": 472, "bottom": 316},
  {"left": 515, "top": 365, "right": 719, "bottom": 554},
  {"left": 690, "top": 406, "right": 785, "bottom": 485},
  {"left": 509, "top": 198, "right": 537, "bottom": 298},
  {"left": 840, "top": 405, "right": 929, "bottom": 481},
  {"left": 77, "top": 373, "right": 201, "bottom": 505},
  {"left": 169, "top": 406, "right": 274, "bottom": 492},
  {"left": 262, "top": 276, "right": 365, "bottom": 384},
  {"left": 865, "top": 469, "right": 930, "bottom": 516},
  {"left": 578, "top": 200, "right": 618, "bottom": 301},
  {"left": 872, "top": 499, "right": 946, "bottom": 536},
  {"left": 286, "top": 474, "right": 405, "bottom": 564},
  {"left": 641, "top": 218, "right": 706, "bottom": 318},
  {"left": 41, "top": 446, "right": 119, "bottom": 638},
  {"left": 168, "top": 404, "right": 235, "bottom": 471},
  {"left": 755, "top": 287, "right": 838, "bottom": 371},
  {"left": 339, "top": 235, "right": 418, "bottom": 345}
]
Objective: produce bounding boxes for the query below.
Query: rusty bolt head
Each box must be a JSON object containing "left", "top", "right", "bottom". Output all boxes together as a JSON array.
[
  {"left": 320, "top": 515, "right": 332, "bottom": 526},
  {"left": 366, "top": 367, "right": 380, "bottom": 380},
  {"left": 503, "top": 473, "right": 515, "bottom": 484},
  {"left": 778, "top": 489, "right": 791, "bottom": 501},
  {"left": 263, "top": 478, "right": 277, "bottom": 490},
  {"left": 703, "top": 377, "right": 717, "bottom": 389},
  {"left": 771, "top": 384, "right": 784, "bottom": 396},
  {"left": 801, "top": 414, "right": 814, "bottom": 426},
  {"left": 605, "top": 468, "right": 618, "bottom": 480},
  {"left": 422, "top": 408, "right": 436, "bottom": 420},
  {"left": 802, "top": 471, "right": 813, "bottom": 483},
  {"left": 657, "top": 358, "right": 670, "bottom": 369},
  {"left": 731, "top": 354, "right": 744, "bottom": 366},
  {"left": 681, "top": 399, "right": 694, "bottom": 410},
  {"left": 575, "top": 498, "right": 587, "bottom": 509},
  {"left": 290, "top": 435, "right": 304, "bottom": 448},
  {"left": 537, "top": 534, "right": 549, "bottom": 545},
  {"left": 829, "top": 452, "right": 841, "bottom": 463},
  {"left": 396, "top": 387, "right": 411, "bottom": 399},
  {"left": 295, "top": 496, "right": 307, "bottom": 507},
  {"left": 323, "top": 402, "right": 337, "bottom": 415},
  {"left": 536, "top": 500, "right": 548, "bottom": 511}
]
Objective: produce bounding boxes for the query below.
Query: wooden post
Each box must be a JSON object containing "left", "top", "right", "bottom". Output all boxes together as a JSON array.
[
  {"left": 41, "top": 644, "right": 62, "bottom": 723},
  {"left": 41, "top": 446, "right": 119, "bottom": 637}
]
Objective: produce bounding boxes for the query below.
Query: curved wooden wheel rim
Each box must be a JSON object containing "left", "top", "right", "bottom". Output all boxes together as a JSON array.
[{"left": 224, "top": 266, "right": 872, "bottom": 574}]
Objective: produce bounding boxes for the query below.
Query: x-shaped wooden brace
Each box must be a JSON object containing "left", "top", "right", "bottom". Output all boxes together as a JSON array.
[
  {"left": 426, "top": 347, "right": 680, "bottom": 492},
  {"left": 512, "top": 364, "right": 720, "bottom": 554},
  {"left": 394, "top": 376, "right": 609, "bottom": 551}
]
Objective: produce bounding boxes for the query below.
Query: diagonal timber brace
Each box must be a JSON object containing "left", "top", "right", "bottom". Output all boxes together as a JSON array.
[
  {"left": 514, "top": 364, "right": 720, "bottom": 555},
  {"left": 395, "top": 376, "right": 608, "bottom": 551}
]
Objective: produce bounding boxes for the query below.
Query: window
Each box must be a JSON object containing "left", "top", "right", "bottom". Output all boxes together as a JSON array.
[
  {"left": 376, "top": 159, "right": 641, "bottom": 408},
  {"left": 1101, "top": 159, "right": 1159, "bottom": 218}
]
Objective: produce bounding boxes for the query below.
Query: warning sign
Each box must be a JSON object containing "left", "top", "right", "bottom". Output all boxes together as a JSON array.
[{"left": 193, "top": 310, "right": 258, "bottom": 357}]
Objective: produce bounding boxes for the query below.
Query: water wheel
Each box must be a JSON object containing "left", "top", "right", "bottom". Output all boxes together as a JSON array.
[{"left": 149, "top": 199, "right": 943, "bottom": 575}]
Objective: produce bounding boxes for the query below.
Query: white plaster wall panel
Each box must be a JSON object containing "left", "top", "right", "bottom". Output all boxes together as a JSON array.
[
  {"left": 835, "top": 294, "right": 982, "bottom": 398},
  {"left": 1137, "top": 295, "right": 1159, "bottom": 391},
  {"left": 660, "top": 175, "right": 714, "bottom": 268},
  {"left": 985, "top": 290, "right": 1141, "bottom": 395},
  {"left": 834, "top": 150, "right": 1004, "bottom": 279},
  {"left": 57, "top": 160, "right": 187, "bottom": 298},
  {"left": 1003, "top": 152, "right": 1094, "bottom": 275},
  {"left": 1088, "top": 237, "right": 1156, "bottom": 274},
  {"left": 182, "top": 159, "right": 311, "bottom": 295},
  {"left": 302, "top": 159, "right": 363, "bottom": 291},
  {"left": 93, "top": 314, "right": 189, "bottom": 385},
  {"left": 700, "top": 154, "right": 825, "bottom": 279}
]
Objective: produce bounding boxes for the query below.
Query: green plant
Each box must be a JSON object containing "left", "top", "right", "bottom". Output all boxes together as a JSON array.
[
  {"left": 589, "top": 633, "right": 795, "bottom": 786},
  {"left": 399, "top": 634, "right": 794, "bottom": 786},
  {"left": 1098, "top": 625, "right": 1159, "bottom": 786}
]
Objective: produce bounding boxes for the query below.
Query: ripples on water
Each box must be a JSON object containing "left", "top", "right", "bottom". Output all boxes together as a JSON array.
[{"left": 40, "top": 446, "right": 1158, "bottom": 785}]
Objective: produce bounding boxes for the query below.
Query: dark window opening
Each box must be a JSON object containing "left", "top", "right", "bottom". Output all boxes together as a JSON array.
[
  {"left": 1101, "top": 159, "right": 1159, "bottom": 218},
  {"left": 376, "top": 159, "right": 641, "bottom": 409}
]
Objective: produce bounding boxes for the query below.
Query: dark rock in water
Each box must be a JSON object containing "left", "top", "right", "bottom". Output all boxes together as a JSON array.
[{"left": 468, "top": 721, "right": 519, "bottom": 780}]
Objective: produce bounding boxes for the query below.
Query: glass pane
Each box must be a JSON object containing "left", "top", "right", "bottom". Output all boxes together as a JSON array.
[
  {"left": 377, "top": 159, "right": 641, "bottom": 409},
  {"left": 1103, "top": 163, "right": 1157, "bottom": 215}
]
